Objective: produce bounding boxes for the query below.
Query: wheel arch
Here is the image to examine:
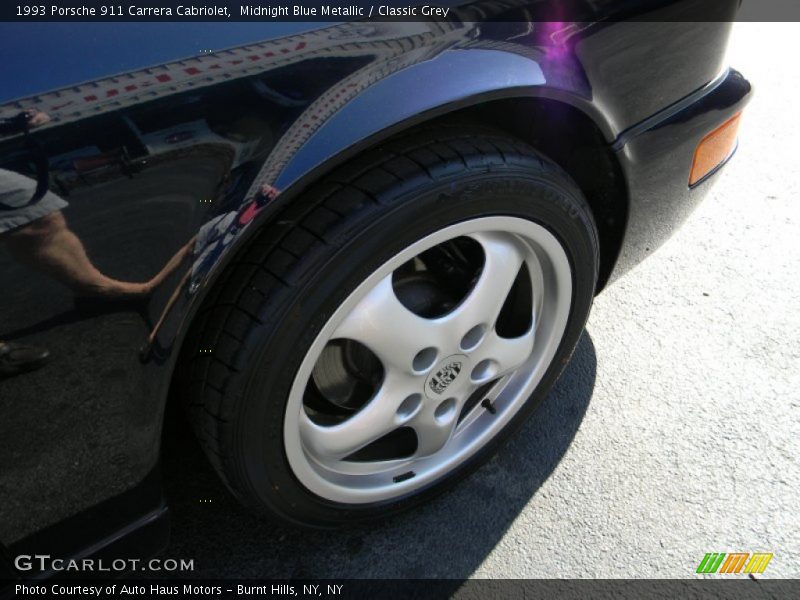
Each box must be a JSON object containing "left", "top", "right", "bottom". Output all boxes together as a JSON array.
[
  {"left": 165, "top": 86, "right": 628, "bottom": 422},
  {"left": 188, "top": 86, "right": 626, "bottom": 324},
  {"left": 457, "top": 95, "right": 629, "bottom": 291}
]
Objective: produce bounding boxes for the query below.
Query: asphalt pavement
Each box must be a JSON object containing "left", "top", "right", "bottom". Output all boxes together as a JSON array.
[{"left": 159, "top": 23, "right": 799, "bottom": 579}]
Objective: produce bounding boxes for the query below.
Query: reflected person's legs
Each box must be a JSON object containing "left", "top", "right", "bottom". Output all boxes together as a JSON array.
[
  {"left": 147, "top": 270, "right": 191, "bottom": 349},
  {"left": 147, "top": 234, "right": 197, "bottom": 292},
  {"left": 2, "top": 217, "right": 197, "bottom": 372},
  {"left": 144, "top": 236, "right": 197, "bottom": 350},
  {"left": 4, "top": 211, "right": 152, "bottom": 298}
]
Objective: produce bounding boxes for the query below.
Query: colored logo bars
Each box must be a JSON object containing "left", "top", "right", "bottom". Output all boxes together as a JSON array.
[{"left": 696, "top": 552, "right": 773, "bottom": 574}]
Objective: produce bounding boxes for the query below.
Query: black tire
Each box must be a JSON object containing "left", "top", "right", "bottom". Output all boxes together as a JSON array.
[{"left": 181, "top": 125, "right": 599, "bottom": 527}]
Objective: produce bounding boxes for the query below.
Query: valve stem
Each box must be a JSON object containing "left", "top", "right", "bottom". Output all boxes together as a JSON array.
[{"left": 481, "top": 398, "right": 497, "bottom": 414}]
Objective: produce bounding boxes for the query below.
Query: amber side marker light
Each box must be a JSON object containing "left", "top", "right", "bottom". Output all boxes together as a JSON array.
[{"left": 689, "top": 112, "right": 742, "bottom": 186}]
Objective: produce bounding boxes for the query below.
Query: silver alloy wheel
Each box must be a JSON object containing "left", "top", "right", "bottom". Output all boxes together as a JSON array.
[{"left": 283, "top": 216, "right": 572, "bottom": 503}]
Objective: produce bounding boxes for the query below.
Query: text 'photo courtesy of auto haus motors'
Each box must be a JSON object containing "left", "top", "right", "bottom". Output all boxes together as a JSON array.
[
  {"left": 0, "top": 1, "right": 758, "bottom": 583},
  {"left": 14, "top": 583, "right": 344, "bottom": 596}
]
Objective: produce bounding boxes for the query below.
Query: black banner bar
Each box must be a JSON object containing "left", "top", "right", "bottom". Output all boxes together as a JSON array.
[
  {"left": 2, "top": 579, "right": 800, "bottom": 600},
  {"left": 3, "top": 0, "right": 800, "bottom": 22}
]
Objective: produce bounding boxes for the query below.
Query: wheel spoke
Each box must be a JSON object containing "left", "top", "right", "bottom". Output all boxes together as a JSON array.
[
  {"left": 444, "top": 232, "right": 526, "bottom": 334},
  {"left": 476, "top": 330, "right": 535, "bottom": 376},
  {"left": 410, "top": 408, "right": 458, "bottom": 457},
  {"left": 333, "top": 275, "right": 444, "bottom": 373},
  {"left": 299, "top": 375, "right": 406, "bottom": 460}
]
